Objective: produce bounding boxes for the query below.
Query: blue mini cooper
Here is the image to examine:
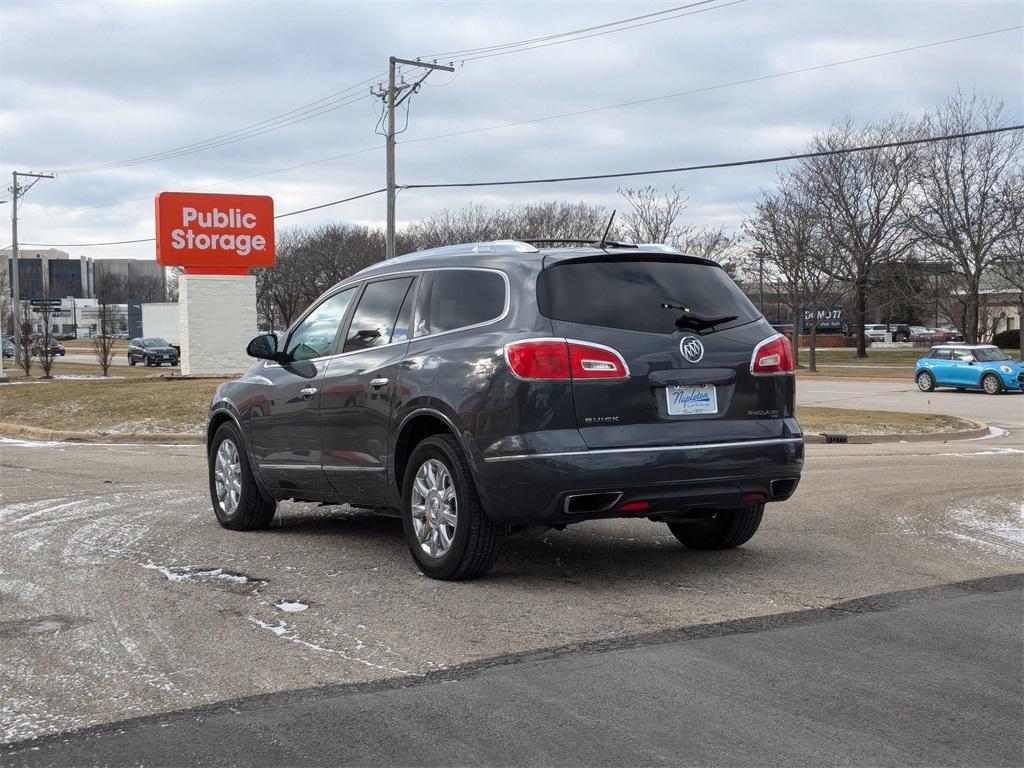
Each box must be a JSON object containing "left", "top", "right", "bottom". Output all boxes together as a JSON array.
[{"left": 915, "top": 344, "right": 1024, "bottom": 395}]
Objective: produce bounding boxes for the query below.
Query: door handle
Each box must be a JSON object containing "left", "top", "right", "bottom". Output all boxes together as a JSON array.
[
  {"left": 370, "top": 377, "right": 389, "bottom": 388},
  {"left": 300, "top": 386, "right": 318, "bottom": 399}
]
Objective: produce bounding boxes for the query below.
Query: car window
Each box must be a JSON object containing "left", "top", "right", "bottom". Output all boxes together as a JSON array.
[
  {"left": 975, "top": 347, "right": 1010, "bottom": 362},
  {"left": 419, "top": 270, "right": 506, "bottom": 336},
  {"left": 538, "top": 258, "right": 758, "bottom": 335},
  {"left": 955, "top": 352, "right": 974, "bottom": 362},
  {"left": 343, "top": 277, "right": 415, "bottom": 353},
  {"left": 286, "top": 287, "right": 357, "bottom": 361},
  {"left": 930, "top": 349, "right": 951, "bottom": 360}
]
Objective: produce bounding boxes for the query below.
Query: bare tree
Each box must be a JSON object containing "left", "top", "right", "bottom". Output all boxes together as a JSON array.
[
  {"left": 992, "top": 171, "right": 1024, "bottom": 357},
  {"left": 0, "top": 261, "right": 10, "bottom": 338},
  {"left": 619, "top": 186, "right": 687, "bottom": 243},
  {"left": 92, "top": 270, "right": 121, "bottom": 376},
  {"left": 909, "top": 91, "right": 1023, "bottom": 344},
  {"left": 798, "top": 116, "right": 918, "bottom": 357},
  {"left": 745, "top": 175, "right": 843, "bottom": 371},
  {"left": 34, "top": 289, "right": 58, "bottom": 379}
]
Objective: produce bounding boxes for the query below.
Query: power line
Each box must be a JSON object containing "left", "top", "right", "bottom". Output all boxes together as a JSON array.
[
  {"left": 418, "top": 0, "right": 724, "bottom": 59},
  {"left": 23, "top": 127, "right": 1021, "bottom": 248},
  {"left": 40, "top": 2, "right": 741, "bottom": 176},
  {"left": 20, "top": 188, "right": 389, "bottom": 247},
  {"left": 51, "top": 91, "right": 377, "bottom": 175},
  {"left": 456, "top": 1, "right": 746, "bottom": 62},
  {"left": 401, "top": 126, "right": 1024, "bottom": 189},
  {"left": 400, "top": 26, "right": 1023, "bottom": 146}
]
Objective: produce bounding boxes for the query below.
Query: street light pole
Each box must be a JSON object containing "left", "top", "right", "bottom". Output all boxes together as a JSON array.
[{"left": 8, "top": 171, "right": 54, "bottom": 369}]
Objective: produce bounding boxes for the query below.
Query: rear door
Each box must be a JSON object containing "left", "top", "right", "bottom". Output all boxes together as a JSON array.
[{"left": 536, "top": 254, "right": 792, "bottom": 449}]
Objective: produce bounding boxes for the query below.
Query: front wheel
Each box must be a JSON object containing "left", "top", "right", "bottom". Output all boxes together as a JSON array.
[
  {"left": 208, "top": 422, "right": 276, "bottom": 530},
  {"left": 982, "top": 373, "right": 1003, "bottom": 395},
  {"left": 667, "top": 505, "right": 764, "bottom": 550},
  {"left": 401, "top": 434, "right": 500, "bottom": 580},
  {"left": 916, "top": 370, "right": 935, "bottom": 392}
]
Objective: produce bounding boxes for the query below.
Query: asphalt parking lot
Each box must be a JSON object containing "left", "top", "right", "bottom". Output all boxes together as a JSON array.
[{"left": 1, "top": 388, "right": 1022, "bottom": 763}]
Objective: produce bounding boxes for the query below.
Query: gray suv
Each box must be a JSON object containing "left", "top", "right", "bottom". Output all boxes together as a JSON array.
[{"left": 206, "top": 241, "right": 803, "bottom": 580}]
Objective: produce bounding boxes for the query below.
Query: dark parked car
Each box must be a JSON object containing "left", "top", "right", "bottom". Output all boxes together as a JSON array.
[
  {"left": 2, "top": 338, "right": 13, "bottom": 359},
  {"left": 128, "top": 337, "right": 179, "bottom": 367},
  {"left": 30, "top": 339, "right": 65, "bottom": 357},
  {"left": 205, "top": 241, "right": 804, "bottom": 580}
]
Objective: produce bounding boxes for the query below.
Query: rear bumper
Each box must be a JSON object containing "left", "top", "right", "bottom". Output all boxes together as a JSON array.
[{"left": 477, "top": 437, "right": 804, "bottom": 526}]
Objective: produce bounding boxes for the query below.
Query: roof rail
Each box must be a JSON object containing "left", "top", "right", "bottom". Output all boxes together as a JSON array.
[
  {"left": 522, "top": 238, "right": 639, "bottom": 249},
  {"left": 396, "top": 240, "right": 538, "bottom": 262}
]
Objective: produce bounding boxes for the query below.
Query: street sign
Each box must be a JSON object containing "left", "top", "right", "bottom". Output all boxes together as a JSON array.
[{"left": 155, "top": 192, "right": 275, "bottom": 275}]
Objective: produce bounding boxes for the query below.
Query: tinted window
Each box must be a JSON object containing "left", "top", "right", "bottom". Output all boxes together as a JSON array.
[
  {"left": 421, "top": 270, "right": 506, "bottom": 335},
  {"left": 538, "top": 258, "right": 759, "bottom": 334},
  {"left": 142, "top": 338, "right": 169, "bottom": 347},
  {"left": 930, "top": 349, "right": 952, "bottom": 360},
  {"left": 287, "top": 287, "right": 356, "bottom": 361},
  {"left": 344, "top": 277, "right": 414, "bottom": 353}
]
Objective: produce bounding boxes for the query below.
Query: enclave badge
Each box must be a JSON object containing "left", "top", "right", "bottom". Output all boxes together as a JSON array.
[{"left": 679, "top": 336, "right": 704, "bottom": 363}]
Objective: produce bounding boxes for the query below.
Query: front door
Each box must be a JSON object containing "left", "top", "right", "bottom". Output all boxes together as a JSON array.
[
  {"left": 249, "top": 286, "right": 358, "bottom": 496},
  {"left": 320, "top": 275, "right": 417, "bottom": 505}
]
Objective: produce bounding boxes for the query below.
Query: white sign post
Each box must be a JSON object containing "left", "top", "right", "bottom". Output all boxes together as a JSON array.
[{"left": 178, "top": 274, "right": 258, "bottom": 376}]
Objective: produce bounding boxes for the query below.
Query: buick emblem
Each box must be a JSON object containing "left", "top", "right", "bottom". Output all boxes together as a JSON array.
[{"left": 679, "top": 336, "right": 704, "bottom": 364}]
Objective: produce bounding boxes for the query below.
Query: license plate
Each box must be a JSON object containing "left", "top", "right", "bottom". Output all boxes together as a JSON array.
[{"left": 665, "top": 384, "right": 718, "bottom": 416}]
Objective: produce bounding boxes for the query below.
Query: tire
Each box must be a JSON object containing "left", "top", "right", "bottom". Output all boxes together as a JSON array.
[
  {"left": 401, "top": 434, "right": 500, "bottom": 580},
  {"left": 145, "top": 357, "right": 153, "bottom": 367},
  {"left": 667, "top": 505, "right": 764, "bottom": 550},
  {"left": 981, "top": 373, "right": 1003, "bottom": 395},
  {"left": 129, "top": 356, "right": 136, "bottom": 366},
  {"left": 916, "top": 370, "right": 935, "bottom": 392},
  {"left": 208, "top": 422, "right": 276, "bottom": 531}
]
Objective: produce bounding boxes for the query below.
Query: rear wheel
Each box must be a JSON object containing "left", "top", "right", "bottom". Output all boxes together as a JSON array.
[
  {"left": 667, "top": 505, "right": 764, "bottom": 550},
  {"left": 916, "top": 370, "right": 935, "bottom": 392},
  {"left": 208, "top": 422, "right": 276, "bottom": 530},
  {"left": 401, "top": 434, "right": 500, "bottom": 580},
  {"left": 128, "top": 355, "right": 136, "bottom": 366},
  {"left": 982, "top": 373, "right": 1003, "bottom": 395}
]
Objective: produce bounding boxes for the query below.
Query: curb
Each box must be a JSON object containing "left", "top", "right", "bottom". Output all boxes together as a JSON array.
[
  {"left": 0, "top": 420, "right": 990, "bottom": 447},
  {"left": 0, "top": 421, "right": 203, "bottom": 445},
  {"left": 802, "top": 419, "right": 990, "bottom": 444}
]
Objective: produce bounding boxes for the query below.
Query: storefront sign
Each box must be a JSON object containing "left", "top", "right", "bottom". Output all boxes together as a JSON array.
[{"left": 155, "top": 192, "right": 275, "bottom": 274}]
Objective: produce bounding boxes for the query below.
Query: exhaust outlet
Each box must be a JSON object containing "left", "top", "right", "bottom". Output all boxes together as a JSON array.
[{"left": 563, "top": 491, "right": 623, "bottom": 515}]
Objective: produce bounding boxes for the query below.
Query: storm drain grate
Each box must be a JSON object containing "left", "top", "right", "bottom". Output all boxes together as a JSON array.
[{"left": 822, "top": 432, "right": 849, "bottom": 444}]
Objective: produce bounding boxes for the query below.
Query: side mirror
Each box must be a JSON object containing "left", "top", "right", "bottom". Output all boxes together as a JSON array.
[{"left": 247, "top": 333, "right": 282, "bottom": 361}]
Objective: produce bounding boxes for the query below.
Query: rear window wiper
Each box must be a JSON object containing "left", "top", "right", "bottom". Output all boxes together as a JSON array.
[{"left": 661, "top": 303, "right": 738, "bottom": 332}]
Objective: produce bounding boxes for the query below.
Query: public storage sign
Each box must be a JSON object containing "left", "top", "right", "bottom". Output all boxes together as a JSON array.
[{"left": 155, "top": 192, "right": 275, "bottom": 274}]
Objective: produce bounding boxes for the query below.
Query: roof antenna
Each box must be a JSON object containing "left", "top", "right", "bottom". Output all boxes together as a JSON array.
[{"left": 598, "top": 210, "right": 616, "bottom": 249}]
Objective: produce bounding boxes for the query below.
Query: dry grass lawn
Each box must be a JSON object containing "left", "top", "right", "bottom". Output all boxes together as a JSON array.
[
  {"left": 797, "top": 406, "right": 971, "bottom": 436},
  {"left": 1, "top": 375, "right": 226, "bottom": 434}
]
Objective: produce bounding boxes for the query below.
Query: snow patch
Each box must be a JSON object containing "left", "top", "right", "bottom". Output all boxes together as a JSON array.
[
  {"left": 142, "top": 562, "right": 250, "bottom": 584},
  {"left": 275, "top": 600, "right": 308, "bottom": 613},
  {"left": 944, "top": 501, "right": 1024, "bottom": 559},
  {"left": 936, "top": 447, "right": 1024, "bottom": 458}
]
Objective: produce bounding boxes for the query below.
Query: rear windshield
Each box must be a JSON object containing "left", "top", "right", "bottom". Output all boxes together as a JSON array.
[{"left": 537, "top": 257, "right": 760, "bottom": 334}]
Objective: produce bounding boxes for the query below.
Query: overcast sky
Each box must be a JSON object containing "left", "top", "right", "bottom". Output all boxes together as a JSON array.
[{"left": 1, "top": 0, "right": 1021, "bottom": 260}]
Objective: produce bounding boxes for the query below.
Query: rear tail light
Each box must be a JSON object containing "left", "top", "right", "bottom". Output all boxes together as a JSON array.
[
  {"left": 751, "top": 334, "right": 795, "bottom": 375},
  {"left": 505, "top": 339, "right": 628, "bottom": 381}
]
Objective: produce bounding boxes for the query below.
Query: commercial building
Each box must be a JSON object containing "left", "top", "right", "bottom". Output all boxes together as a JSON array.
[{"left": 0, "top": 249, "right": 166, "bottom": 301}]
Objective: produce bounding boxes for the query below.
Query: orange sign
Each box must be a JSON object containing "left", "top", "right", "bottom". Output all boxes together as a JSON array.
[{"left": 155, "top": 192, "right": 275, "bottom": 274}]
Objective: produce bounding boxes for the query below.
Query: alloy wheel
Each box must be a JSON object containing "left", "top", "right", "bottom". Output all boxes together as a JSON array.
[
  {"left": 214, "top": 439, "right": 243, "bottom": 515},
  {"left": 410, "top": 458, "right": 458, "bottom": 559}
]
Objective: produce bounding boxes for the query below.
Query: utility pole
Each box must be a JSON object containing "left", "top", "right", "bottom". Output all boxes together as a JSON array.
[
  {"left": 0, "top": 198, "right": 7, "bottom": 382},
  {"left": 372, "top": 57, "right": 454, "bottom": 259},
  {"left": 8, "top": 171, "right": 54, "bottom": 370}
]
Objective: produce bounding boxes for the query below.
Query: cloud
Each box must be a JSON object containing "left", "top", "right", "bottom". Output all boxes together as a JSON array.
[{"left": 1, "top": 0, "right": 1020, "bottom": 259}]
